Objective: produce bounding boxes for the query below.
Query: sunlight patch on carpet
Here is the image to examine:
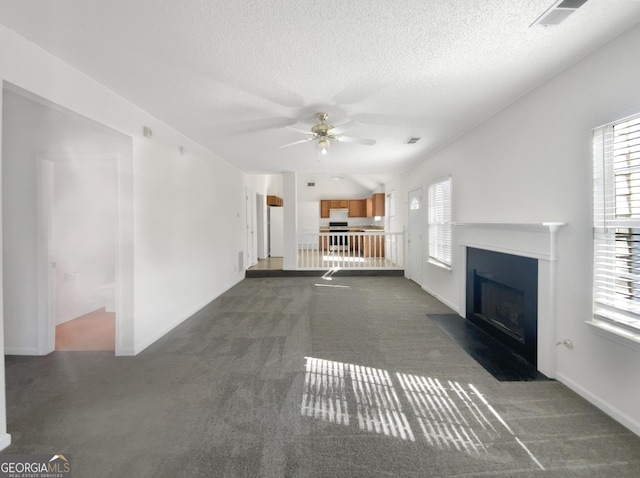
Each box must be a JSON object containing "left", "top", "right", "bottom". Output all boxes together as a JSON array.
[{"left": 301, "top": 356, "right": 545, "bottom": 470}]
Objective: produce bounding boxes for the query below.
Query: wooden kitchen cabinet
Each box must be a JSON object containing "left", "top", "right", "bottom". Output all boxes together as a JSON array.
[
  {"left": 266, "top": 195, "right": 283, "bottom": 206},
  {"left": 362, "top": 234, "right": 385, "bottom": 257},
  {"left": 348, "top": 199, "right": 365, "bottom": 217},
  {"left": 320, "top": 200, "right": 330, "bottom": 218},
  {"left": 321, "top": 197, "right": 380, "bottom": 218},
  {"left": 372, "top": 193, "right": 385, "bottom": 216},
  {"left": 321, "top": 235, "right": 330, "bottom": 251},
  {"left": 319, "top": 229, "right": 330, "bottom": 250}
]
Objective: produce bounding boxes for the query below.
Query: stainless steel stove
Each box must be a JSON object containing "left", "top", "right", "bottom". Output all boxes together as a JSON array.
[
  {"left": 328, "top": 221, "right": 349, "bottom": 231},
  {"left": 328, "top": 221, "right": 349, "bottom": 250}
]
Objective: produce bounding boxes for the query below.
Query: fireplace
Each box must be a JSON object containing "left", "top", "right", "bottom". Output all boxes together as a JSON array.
[{"left": 466, "top": 247, "right": 538, "bottom": 366}]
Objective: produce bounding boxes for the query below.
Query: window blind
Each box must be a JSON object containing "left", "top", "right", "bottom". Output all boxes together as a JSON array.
[
  {"left": 593, "top": 113, "right": 640, "bottom": 333},
  {"left": 428, "top": 177, "right": 452, "bottom": 267}
]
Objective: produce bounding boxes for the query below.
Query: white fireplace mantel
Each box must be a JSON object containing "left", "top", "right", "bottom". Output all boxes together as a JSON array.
[
  {"left": 453, "top": 221, "right": 566, "bottom": 378},
  {"left": 452, "top": 222, "right": 566, "bottom": 261}
]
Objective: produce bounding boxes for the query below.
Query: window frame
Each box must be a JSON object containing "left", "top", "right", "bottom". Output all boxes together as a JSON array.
[
  {"left": 427, "top": 176, "right": 452, "bottom": 269},
  {"left": 592, "top": 112, "right": 640, "bottom": 347}
]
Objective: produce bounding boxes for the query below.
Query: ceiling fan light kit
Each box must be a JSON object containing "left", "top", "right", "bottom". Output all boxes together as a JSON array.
[{"left": 317, "top": 138, "right": 330, "bottom": 161}]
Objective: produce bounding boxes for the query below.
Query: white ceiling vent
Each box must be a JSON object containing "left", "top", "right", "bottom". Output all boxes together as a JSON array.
[{"left": 531, "top": 0, "right": 590, "bottom": 26}]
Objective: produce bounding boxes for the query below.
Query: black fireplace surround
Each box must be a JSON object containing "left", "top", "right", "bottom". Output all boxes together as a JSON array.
[{"left": 466, "top": 247, "right": 538, "bottom": 366}]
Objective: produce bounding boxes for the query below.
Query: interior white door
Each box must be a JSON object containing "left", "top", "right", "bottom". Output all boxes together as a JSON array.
[
  {"left": 245, "top": 188, "right": 257, "bottom": 268},
  {"left": 407, "top": 187, "right": 423, "bottom": 285},
  {"left": 256, "top": 193, "right": 266, "bottom": 259}
]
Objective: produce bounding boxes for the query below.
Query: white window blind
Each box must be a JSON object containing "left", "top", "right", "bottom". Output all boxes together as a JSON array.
[
  {"left": 428, "top": 177, "right": 452, "bottom": 267},
  {"left": 593, "top": 113, "right": 640, "bottom": 334}
]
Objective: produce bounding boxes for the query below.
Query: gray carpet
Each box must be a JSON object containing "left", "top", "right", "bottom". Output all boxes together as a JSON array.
[{"left": 3, "top": 277, "right": 640, "bottom": 477}]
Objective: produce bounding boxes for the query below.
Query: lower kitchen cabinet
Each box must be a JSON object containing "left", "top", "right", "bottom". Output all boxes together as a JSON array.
[
  {"left": 350, "top": 234, "right": 385, "bottom": 257},
  {"left": 362, "top": 234, "right": 385, "bottom": 257}
]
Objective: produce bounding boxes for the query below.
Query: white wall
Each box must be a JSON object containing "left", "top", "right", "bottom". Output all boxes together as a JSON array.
[
  {"left": 296, "top": 172, "right": 375, "bottom": 202},
  {"left": 396, "top": 24, "right": 640, "bottom": 435},
  {"left": 246, "top": 173, "right": 283, "bottom": 198},
  {"left": 133, "top": 140, "right": 245, "bottom": 353}
]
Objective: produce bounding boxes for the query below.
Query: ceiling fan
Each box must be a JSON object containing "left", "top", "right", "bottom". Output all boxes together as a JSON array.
[{"left": 278, "top": 112, "right": 376, "bottom": 159}]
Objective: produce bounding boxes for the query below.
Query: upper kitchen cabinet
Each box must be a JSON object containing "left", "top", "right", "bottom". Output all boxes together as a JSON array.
[
  {"left": 320, "top": 196, "right": 383, "bottom": 218},
  {"left": 320, "top": 200, "right": 330, "bottom": 218},
  {"left": 348, "top": 199, "right": 365, "bottom": 218},
  {"left": 372, "top": 193, "right": 385, "bottom": 216},
  {"left": 267, "top": 195, "right": 284, "bottom": 207},
  {"left": 365, "top": 193, "right": 385, "bottom": 217}
]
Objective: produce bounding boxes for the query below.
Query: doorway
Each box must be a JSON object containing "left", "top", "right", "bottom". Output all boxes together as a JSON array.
[
  {"left": 256, "top": 193, "right": 266, "bottom": 260},
  {"left": 246, "top": 188, "right": 257, "bottom": 268},
  {"left": 2, "top": 84, "right": 134, "bottom": 356},
  {"left": 407, "top": 187, "right": 423, "bottom": 285},
  {"left": 41, "top": 155, "right": 117, "bottom": 352}
]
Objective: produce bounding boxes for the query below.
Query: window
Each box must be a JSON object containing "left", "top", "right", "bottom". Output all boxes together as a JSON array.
[
  {"left": 593, "top": 113, "right": 640, "bottom": 337},
  {"left": 428, "top": 176, "right": 452, "bottom": 268}
]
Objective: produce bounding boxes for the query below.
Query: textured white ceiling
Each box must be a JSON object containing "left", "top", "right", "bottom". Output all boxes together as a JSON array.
[{"left": 1, "top": 0, "right": 640, "bottom": 179}]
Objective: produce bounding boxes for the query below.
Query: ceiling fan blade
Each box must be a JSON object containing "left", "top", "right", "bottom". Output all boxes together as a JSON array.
[
  {"left": 332, "top": 79, "right": 389, "bottom": 105},
  {"left": 350, "top": 113, "right": 430, "bottom": 127},
  {"left": 212, "top": 117, "right": 297, "bottom": 137},
  {"left": 334, "top": 135, "right": 376, "bottom": 146},
  {"left": 330, "top": 120, "right": 354, "bottom": 135},
  {"left": 285, "top": 125, "right": 315, "bottom": 135},
  {"left": 277, "top": 136, "right": 316, "bottom": 149}
]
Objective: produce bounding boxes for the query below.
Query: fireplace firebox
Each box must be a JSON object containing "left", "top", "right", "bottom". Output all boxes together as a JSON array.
[{"left": 466, "top": 247, "right": 538, "bottom": 366}]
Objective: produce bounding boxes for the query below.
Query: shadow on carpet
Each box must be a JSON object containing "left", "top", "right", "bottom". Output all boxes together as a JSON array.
[{"left": 428, "top": 314, "right": 550, "bottom": 382}]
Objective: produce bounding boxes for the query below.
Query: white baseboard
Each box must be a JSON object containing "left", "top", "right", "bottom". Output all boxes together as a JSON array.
[
  {"left": 133, "top": 277, "right": 244, "bottom": 355},
  {"left": 4, "top": 346, "right": 41, "bottom": 356},
  {"left": 421, "top": 284, "right": 460, "bottom": 314},
  {"left": 556, "top": 371, "right": 640, "bottom": 437},
  {"left": 0, "top": 433, "right": 11, "bottom": 451}
]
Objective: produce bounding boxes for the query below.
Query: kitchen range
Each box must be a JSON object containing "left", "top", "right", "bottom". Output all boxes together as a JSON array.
[{"left": 328, "top": 221, "right": 349, "bottom": 251}]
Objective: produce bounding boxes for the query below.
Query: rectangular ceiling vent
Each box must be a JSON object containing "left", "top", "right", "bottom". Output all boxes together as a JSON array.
[
  {"left": 307, "top": 182, "right": 316, "bottom": 187},
  {"left": 531, "top": 0, "right": 589, "bottom": 26},
  {"left": 405, "top": 137, "right": 421, "bottom": 144}
]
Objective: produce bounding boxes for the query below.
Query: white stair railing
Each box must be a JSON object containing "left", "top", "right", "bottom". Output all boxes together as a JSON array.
[{"left": 297, "top": 231, "right": 404, "bottom": 270}]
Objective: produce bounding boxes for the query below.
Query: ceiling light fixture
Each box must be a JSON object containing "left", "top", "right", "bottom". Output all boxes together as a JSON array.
[{"left": 317, "top": 138, "right": 330, "bottom": 161}]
